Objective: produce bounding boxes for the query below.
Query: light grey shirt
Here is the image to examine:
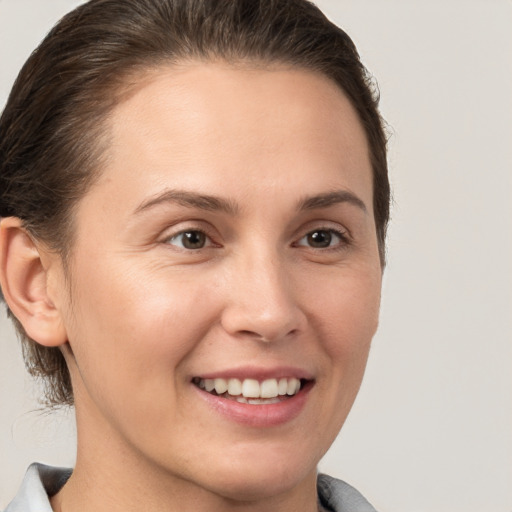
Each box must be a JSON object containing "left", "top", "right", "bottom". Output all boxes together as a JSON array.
[{"left": 3, "top": 463, "right": 378, "bottom": 512}]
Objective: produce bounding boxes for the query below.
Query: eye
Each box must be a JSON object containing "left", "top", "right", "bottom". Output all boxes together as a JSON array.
[
  {"left": 296, "top": 229, "right": 346, "bottom": 249},
  {"left": 166, "top": 230, "right": 210, "bottom": 250}
]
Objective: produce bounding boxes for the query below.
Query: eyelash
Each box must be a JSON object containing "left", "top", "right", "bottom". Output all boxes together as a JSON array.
[
  {"left": 163, "top": 228, "right": 216, "bottom": 250},
  {"left": 163, "top": 226, "right": 350, "bottom": 252},
  {"left": 294, "top": 227, "right": 350, "bottom": 251}
]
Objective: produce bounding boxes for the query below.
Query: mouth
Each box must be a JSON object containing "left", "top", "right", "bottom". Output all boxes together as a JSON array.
[{"left": 192, "top": 376, "right": 309, "bottom": 405}]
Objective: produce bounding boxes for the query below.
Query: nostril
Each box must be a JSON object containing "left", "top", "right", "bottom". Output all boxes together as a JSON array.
[
  {"left": 238, "top": 329, "right": 272, "bottom": 342},
  {"left": 237, "top": 328, "right": 299, "bottom": 343},
  {"left": 239, "top": 330, "right": 258, "bottom": 337},
  {"left": 238, "top": 330, "right": 272, "bottom": 342}
]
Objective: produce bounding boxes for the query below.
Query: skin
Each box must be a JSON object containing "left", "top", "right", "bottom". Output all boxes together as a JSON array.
[{"left": 2, "top": 62, "right": 382, "bottom": 512}]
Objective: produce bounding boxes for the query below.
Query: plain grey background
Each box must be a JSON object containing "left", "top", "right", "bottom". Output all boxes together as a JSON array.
[{"left": 1, "top": 1, "right": 511, "bottom": 511}]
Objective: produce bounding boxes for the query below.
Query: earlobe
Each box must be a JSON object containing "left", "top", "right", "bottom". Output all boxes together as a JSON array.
[{"left": 0, "top": 217, "right": 68, "bottom": 347}]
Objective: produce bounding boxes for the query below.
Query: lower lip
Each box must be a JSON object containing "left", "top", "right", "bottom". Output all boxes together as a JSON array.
[{"left": 194, "top": 382, "right": 313, "bottom": 428}]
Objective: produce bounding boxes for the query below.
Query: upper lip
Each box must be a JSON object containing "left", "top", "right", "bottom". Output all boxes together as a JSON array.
[{"left": 192, "top": 365, "right": 314, "bottom": 382}]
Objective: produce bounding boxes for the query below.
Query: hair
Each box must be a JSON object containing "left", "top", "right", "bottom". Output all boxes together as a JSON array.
[{"left": 0, "top": 0, "right": 390, "bottom": 407}]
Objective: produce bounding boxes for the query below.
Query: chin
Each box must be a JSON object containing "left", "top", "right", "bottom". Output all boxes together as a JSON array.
[
  {"left": 208, "top": 468, "right": 313, "bottom": 502},
  {"left": 188, "top": 443, "right": 320, "bottom": 502}
]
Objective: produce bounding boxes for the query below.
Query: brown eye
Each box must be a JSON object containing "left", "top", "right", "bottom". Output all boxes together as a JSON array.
[
  {"left": 168, "top": 230, "right": 208, "bottom": 249},
  {"left": 307, "top": 230, "right": 333, "bottom": 248},
  {"left": 297, "top": 229, "right": 345, "bottom": 249}
]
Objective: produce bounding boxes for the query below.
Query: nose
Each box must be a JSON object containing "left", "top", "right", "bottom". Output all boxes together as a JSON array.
[{"left": 220, "top": 251, "right": 306, "bottom": 343}]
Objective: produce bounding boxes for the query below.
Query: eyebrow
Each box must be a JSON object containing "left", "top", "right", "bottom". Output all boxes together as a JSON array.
[
  {"left": 298, "top": 190, "right": 367, "bottom": 213},
  {"left": 134, "top": 188, "right": 367, "bottom": 217},
  {"left": 134, "top": 189, "right": 239, "bottom": 215}
]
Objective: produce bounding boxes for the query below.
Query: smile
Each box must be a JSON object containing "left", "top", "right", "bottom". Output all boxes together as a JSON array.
[{"left": 192, "top": 377, "right": 304, "bottom": 404}]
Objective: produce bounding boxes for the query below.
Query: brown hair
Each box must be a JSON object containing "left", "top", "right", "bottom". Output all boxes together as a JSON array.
[{"left": 0, "top": 0, "right": 390, "bottom": 406}]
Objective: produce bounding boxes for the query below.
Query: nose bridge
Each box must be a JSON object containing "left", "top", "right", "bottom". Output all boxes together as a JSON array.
[{"left": 221, "top": 242, "right": 303, "bottom": 342}]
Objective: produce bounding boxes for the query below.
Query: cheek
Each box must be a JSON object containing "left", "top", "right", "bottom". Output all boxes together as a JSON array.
[
  {"left": 64, "top": 259, "right": 220, "bottom": 408},
  {"left": 293, "top": 265, "right": 381, "bottom": 454},
  {"left": 305, "top": 263, "right": 381, "bottom": 427},
  {"left": 308, "top": 265, "right": 381, "bottom": 362}
]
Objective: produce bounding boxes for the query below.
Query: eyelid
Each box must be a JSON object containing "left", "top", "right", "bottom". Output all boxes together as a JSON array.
[
  {"left": 167, "top": 230, "right": 211, "bottom": 249},
  {"left": 293, "top": 224, "right": 351, "bottom": 250},
  {"left": 160, "top": 222, "right": 220, "bottom": 249}
]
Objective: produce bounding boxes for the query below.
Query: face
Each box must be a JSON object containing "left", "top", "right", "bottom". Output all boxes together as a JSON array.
[{"left": 53, "top": 62, "right": 382, "bottom": 501}]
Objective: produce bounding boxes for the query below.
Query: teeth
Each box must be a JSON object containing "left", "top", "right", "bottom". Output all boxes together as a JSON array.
[
  {"left": 260, "top": 379, "right": 278, "bottom": 398},
  {"left": 214, "top": 378, "right": 228, "bottom": 394},
  {"left": 228, "top": 378, "right": 242, "bottom": 396},
  {"left": 287, "top": 377, "right": 301, "bottom": 396},
  {"left": 242, "top": 379, "right": 260, "bottom": 398},
  {"left": 196, "top": 377, "right": 303, "bottom": 399},
  {"left": 236, "top": 396, "right": 282, "bottom": 404},
  {"left": 278, "top": 378, "right": 288, "bottom": 395}
]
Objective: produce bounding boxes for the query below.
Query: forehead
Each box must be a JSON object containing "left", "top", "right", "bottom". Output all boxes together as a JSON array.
[
  {"left": 111, "top": 61, "right": 369, "bottom": 157},
  {"left": 90, "top": 61, "right": 373, "bottom": 216}
]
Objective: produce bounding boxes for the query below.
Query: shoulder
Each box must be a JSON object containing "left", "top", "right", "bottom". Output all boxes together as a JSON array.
[
  {"left": 3, "top": 463, "right": 72, "bottom": 512},
  {"left": 317, "top": 473, "right": 378, "bottom": 512}
]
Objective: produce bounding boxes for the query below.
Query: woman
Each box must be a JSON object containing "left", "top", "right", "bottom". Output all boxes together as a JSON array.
[{"left": 0, "top": 1, "right": 389, "bottom": 511}]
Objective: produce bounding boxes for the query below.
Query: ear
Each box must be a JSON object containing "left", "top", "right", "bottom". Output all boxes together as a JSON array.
[{"left": 0, "top": 217, "right": 68, "bottom": 347}]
